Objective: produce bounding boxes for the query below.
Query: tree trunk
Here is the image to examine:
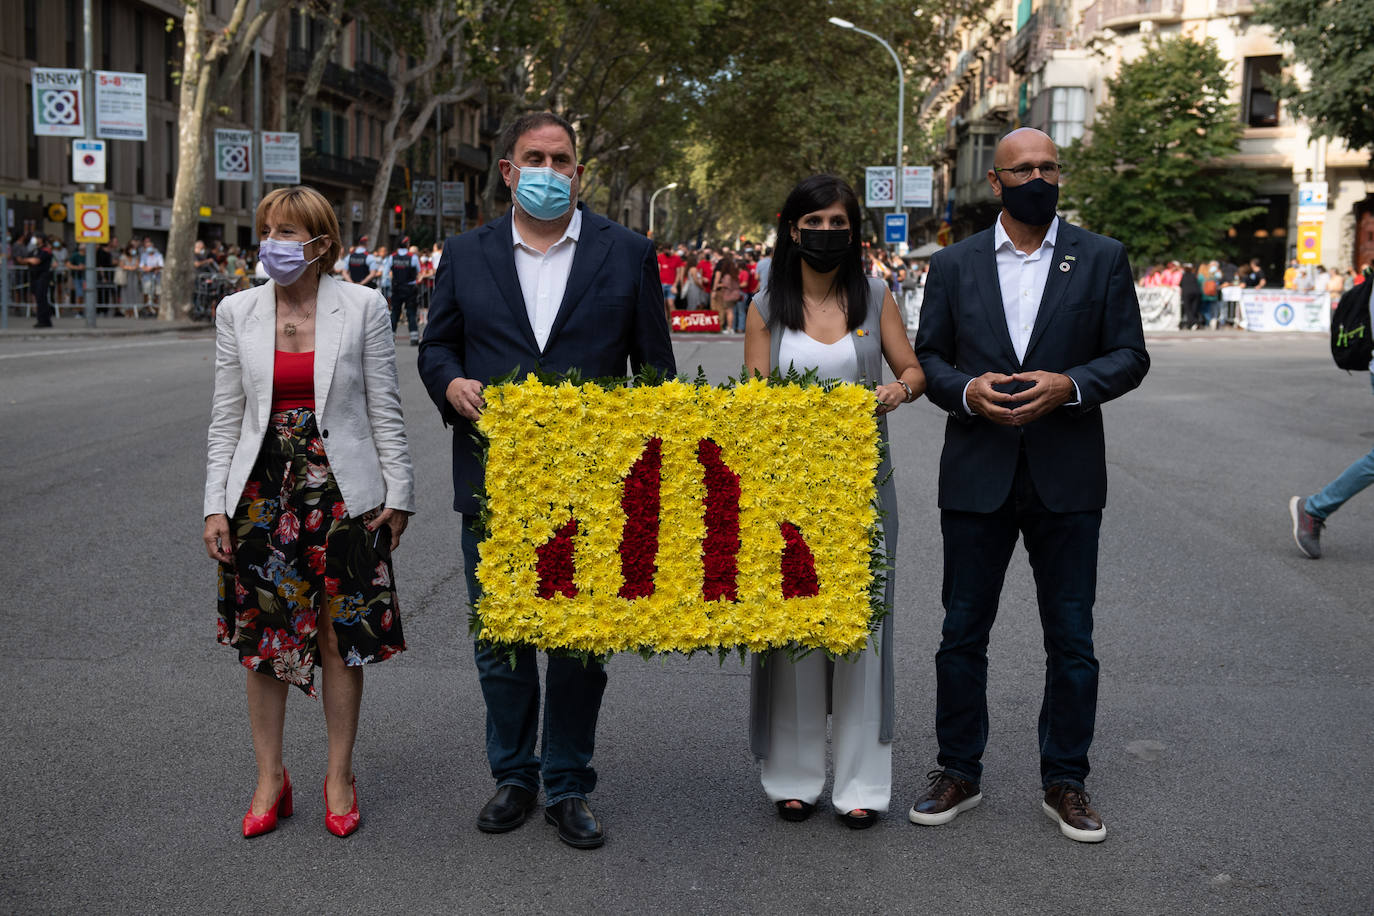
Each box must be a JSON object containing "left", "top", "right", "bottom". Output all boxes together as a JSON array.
[
  {"left": 265, "top": 10, "right": 289, "bottom": 131},
  {"left": 163, "top": 3, "right": 213, "bottom": 320}
]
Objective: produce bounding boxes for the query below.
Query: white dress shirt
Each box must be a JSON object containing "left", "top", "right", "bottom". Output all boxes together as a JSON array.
[
  {"left": 963, "top": 214, "right": 1078, "bottom": 413},
  {"left": 512, "top": 207, "right": 582, "bottom": 350}
]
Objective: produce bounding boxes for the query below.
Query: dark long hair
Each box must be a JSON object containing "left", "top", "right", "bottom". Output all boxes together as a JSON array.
[{"left": 768, "top": 174, "right": 868, "bottom": 331}]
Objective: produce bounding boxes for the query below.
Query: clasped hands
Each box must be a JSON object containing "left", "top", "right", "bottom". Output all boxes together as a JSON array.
[{"left": 966, "top": 370, "right": 1075, "bottom": 426}]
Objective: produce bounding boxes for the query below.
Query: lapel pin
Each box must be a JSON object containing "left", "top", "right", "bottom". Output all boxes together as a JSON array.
[
  {"left": 1059, "top": 261, "right": 1072, "bottom": 273},
  {"left": 1065, "top": 254, "right": 1077, "bottom": 260},
  {"left": 855, "top": 328, "right": 869, "bottom": 337}
]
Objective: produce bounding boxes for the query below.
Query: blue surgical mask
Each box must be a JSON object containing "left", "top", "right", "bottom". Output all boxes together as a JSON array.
[
  {"left": 258, "top": 235, "right": 323, "bottom": 286},
  {"left": 511, "top": 165, "right": 574, "bottom": 221}
]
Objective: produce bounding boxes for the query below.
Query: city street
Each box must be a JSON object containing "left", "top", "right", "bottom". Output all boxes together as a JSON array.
[{"left": 2, "top": 328, "right": 1371, "bottom": 914}]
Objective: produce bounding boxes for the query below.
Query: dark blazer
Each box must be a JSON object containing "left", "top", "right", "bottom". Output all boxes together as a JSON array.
[
  {"left": 418, "top": 204, "right": 677, "bottom": 514},
  {"left": 914, "top": 219, "right": 1149, "bottom": 514}
]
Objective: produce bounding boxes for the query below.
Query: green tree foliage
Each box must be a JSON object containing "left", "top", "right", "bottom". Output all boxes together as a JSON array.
[
  {"left": 690, "top": 0, "right": 981, "bottom": 243},
  {"left": 1254, "top": 0, "right": 1374, "bottom": 157},
  {"left": 1060, "top": 36, "right": 1265, "bottom": 266}
]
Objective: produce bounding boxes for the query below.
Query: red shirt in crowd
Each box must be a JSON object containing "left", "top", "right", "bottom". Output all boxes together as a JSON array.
[{"left": 657, "top": 252, "right": 684, "bottom": 286}]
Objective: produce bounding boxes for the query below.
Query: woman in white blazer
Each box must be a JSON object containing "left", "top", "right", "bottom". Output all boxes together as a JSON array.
[{"left": 203, "top": 186, "right": 415, "bottom": 839}]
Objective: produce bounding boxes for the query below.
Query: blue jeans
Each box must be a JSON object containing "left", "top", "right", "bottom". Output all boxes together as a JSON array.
[
  {"left": 461, "top": 515, "right": 606, "bottom": 803},
  {"left": 935, "top": 452, "right": 1101, "bottom": 789},
  {"left": 662, "top": 282, "right": 676, "bottom": 306},
  {"left": 1306, "top": 372, "right": 1374, "bottom": 520},
  {"left": 733, "top": 295, "right": 750, "bottom": 331}
]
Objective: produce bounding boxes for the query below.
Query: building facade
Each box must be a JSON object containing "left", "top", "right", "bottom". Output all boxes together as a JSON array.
[
  {"left": 0, "top": 0, "right": 494, "bottom": 255},
  {"left": 917, "top": 0, "right": 1372, "bottom": 274}
]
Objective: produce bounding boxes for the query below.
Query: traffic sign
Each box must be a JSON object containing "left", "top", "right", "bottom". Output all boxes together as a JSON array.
[
  {"left": 72, "top": 139, "right": 106, "bottom": 183},
  {"left": 866, "top": 167, "right": 895, "bottom": 208},
  {"left": 74, "top": 193, "right": 109, "bottom": 244},
  {"left": 214, "top": 129, "right": 253, "bottom": 181},
  {"left": 32, "top": 68, "right": 85, "bottom": 137},
  {"left": 884, "top": 213, "right": 908, "bottom": 245},
  {"left": 1297, "top": 223, "right": 1322, "bottom": 265},
  {"left": 1297, "top": 181, "right": 1328, "bottom": 223}
]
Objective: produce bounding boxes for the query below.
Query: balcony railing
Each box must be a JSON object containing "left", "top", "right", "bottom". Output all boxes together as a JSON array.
[
  {"left": 355, "top": 62, "right": 393, "bottom": 100},
  {"left": 1093, "top": 0, "right": 1183, "bottom": 31},
  {"left": 968, "top": 84, "right": 1014, "bottom": 122},
  {"left": 1008, "top": 10, "right": 1071, "bottom": 74},
  {"left": 302, "top": 150, "right": 375, "bottom": 186}
]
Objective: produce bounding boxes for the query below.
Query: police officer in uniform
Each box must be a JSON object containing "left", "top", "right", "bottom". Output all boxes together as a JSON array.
[
  {"left": 346, "top": 237, "right": 372, "bottom": 286},
  {"left": 21, "top": 236, "right": 55, "bottom": 328},
  {"left": 388, "top": 244, "right": 422, "bottom": 346}
]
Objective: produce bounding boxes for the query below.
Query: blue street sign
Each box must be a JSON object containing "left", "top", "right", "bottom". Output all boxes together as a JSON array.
[{"left": 884, "top": 213, "right": 908, "bottom": 245}]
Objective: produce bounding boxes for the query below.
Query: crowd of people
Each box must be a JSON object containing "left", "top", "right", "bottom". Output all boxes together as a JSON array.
[{"left": 1136, "top": 256, "right": 1368, "bottom": 331}]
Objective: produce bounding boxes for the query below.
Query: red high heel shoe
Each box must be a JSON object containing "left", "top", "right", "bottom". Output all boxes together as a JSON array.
[
  {"left": 241, "top": 769, "right": 293, "bottom": 838},
  {"left": 324, "top": 776, "right": 359, "bottom": 837}
]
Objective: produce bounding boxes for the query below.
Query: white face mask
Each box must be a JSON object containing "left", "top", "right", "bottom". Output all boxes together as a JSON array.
[{"left": 258, "top": 235, "right": 324, "bottom": 286}]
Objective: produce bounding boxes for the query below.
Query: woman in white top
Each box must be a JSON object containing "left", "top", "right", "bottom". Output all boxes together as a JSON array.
[
  {"left": 744, "top": 174, "right": 925, "bottom": 829},
  {"left": 203, "top": 186, "right": 415, "bottom": 839}
]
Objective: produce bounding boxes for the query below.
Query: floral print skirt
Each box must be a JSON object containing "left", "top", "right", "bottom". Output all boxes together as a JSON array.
[{"left": 217, "top": 408, "right": 404, "bottom": 696}]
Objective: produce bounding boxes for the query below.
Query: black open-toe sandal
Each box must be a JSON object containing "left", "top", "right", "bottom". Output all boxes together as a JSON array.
[
  {"left": 775, "top": 799, "right": 816, "bottom": 822},
  {"left": 839, "top": 808, "right": 879, "bottom": 830}
]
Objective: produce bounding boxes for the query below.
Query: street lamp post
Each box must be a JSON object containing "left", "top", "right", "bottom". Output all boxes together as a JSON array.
[
  {"left": 828, "top": 17, "right": 904, "bottom": 246},
  {"left": 648, "top": 182, "right": 678, "bottom": 238}
]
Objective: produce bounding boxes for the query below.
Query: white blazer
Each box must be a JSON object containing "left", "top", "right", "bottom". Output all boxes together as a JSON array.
[{"left": 203, "top": 275, "right": 415, "bottom": 519}]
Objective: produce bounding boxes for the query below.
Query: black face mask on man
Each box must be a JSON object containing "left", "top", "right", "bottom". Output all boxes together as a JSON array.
[
  {"left": 796, "top": 228, "right": 851, "bottom": 273},
  {"left": 999, "top": 177, "right": 1059, "bottom": 227}
]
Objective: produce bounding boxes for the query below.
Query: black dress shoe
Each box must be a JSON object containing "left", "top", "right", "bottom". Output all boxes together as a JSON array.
[
  {"left": 544, "top": 797, "right": 605, "bottom": 849},
  {"left": 476, "top": 784, "right": 537, "bottom": 833}
]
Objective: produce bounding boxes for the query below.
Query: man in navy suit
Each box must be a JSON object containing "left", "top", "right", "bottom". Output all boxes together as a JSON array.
[
  {"left": 908, "top": 128, "right": 1149, "bottom": 843},
  {"left": 418, "top": 112, "right": 676, "bottom": 849}
]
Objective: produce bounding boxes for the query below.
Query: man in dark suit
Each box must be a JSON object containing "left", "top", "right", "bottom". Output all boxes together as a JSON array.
[
  {"left": 418, "top": 112, "right": 676, "bottom": 849},
  {"left": 909, "top": 128, "right": 1149, "bottom": 843}
]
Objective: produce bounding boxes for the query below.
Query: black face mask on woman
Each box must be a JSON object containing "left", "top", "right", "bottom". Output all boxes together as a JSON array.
[
  {"left": 796, "top": 228, "right": 851, "bottom": 273},
  {"left": 999, "top": 177, "right": 1059, "bottom": 226}
]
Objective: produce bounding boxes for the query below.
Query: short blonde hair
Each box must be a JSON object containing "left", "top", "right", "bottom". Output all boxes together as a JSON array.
[{"left": 255, "top": 186, "right": 343, "bottom": 276}]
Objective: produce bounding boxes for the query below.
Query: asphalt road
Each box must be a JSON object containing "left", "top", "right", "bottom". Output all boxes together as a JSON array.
[{"left": 1, "top": 328, "right": 1370, "bottom": 915}]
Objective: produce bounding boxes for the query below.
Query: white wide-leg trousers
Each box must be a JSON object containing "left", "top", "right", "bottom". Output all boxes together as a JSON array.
[{"left": 759, "top": 640, "right": 891, "bottom": 813}]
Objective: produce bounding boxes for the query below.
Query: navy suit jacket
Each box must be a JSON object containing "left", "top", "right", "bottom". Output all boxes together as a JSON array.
[
  {"left": 417, "top": 204, "right": 677, "bottom": 514},
  {"left": 913, "top": 219, "right": 1149, "bottom": 514}
]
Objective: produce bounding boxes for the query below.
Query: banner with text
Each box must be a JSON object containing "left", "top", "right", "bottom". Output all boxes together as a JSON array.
[
  {"left": 214, "top": 129, "right": 254, "bottom": 181},
  {"left": 441, "top": 181, "right": 465, "bottom": 218},
  {"left": 1134, "top": 285, "right": 1180, "bottom": 332},
  {"left": 903, "top": 166, "right": 933, "bottom": 208},
  {"left": 1237, "top": 290, "right": 1329, "bottom": 333},
  {"left": 261, "top": 132, "right": 300, "bottom": 184},
  {"left": 94, "top": 71, "right": 147, "bottom": 140},
  {"left": 32, "top": 68, "right": 85, "bottom": 137}
]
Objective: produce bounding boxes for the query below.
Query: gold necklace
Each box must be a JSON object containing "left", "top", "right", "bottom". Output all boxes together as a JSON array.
[{"left": 280, "top": 302, "right": 315, "bottom": 336}]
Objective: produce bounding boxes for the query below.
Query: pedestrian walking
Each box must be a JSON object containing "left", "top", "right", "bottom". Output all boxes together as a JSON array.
[
  {"left": 744, "top": 174, "right": 925, "bottom": 830},
  {"left": 910, "top": 127, "right": 1150, "bottom": 843},
  {"left": 203, "top": 185, "right": 415, "bottom": 840},
  {"left": 417, "top": 112, "right": 675, "bottom": 850},
  {"left": 1289, "top": 280, "right": 1374, "bottom": 559}
]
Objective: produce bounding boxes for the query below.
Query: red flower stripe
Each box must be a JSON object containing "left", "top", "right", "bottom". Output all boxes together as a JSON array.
[
  {"left": 618, "top": 438, "right": 662, "bottom": 599},
  {"left": 697, "top": 439, "right": 741, "bottom": 601},
  {"left": 779, "top": 522, "right": 820, "bottom": 598},
  {"left": 536, "top": 518, "right": 579, "bottom": 599}
]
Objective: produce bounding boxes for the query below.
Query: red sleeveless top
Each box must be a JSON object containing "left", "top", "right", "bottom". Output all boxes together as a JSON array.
[{"left": 271, "top": 349, "right": 315, "bottom": 411}]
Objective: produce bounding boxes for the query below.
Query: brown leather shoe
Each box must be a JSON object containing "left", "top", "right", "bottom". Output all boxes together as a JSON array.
[
  {"left": 1042, "top": 784, "right": 1107, "bottom": 843},
  {"left": 907, "top": 769, "right": 982, "bottom": 826}
]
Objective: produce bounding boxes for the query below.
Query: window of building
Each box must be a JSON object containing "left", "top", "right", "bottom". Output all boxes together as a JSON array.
[
  {"left": 24, "top": 0, "right": 37, "bottom": 60},
  {"left": 101, "top": 0, "right": 113, "bottom": 69},
  {"left": 165, "top": 27, "right": 180, "bottom": 101},
  {"left": 1243, "top": 56, "right": 1282, "bottom": 128},
  {"left": 166, "top": 122, "right": 176, "bottom": 197},
  {"left": 26, "top": 86, "right": 40, "bottom": 179},
  {"left": 1050, "top": 87, "right": 1087, "bottom": 147},
  {"left": 135, "top": 10, "right": 145, "bottom": 73},
  {"left": 66, "top": 0, "right": 80, "bottom": 67}
]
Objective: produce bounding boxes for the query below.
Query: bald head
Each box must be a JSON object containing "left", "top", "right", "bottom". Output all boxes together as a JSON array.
[
  {"left": 993, "top": 128, "right": 1057, "bottom": 173},
  {"left": 989, "top": 128, "right": 1061, "bottom": 229}
]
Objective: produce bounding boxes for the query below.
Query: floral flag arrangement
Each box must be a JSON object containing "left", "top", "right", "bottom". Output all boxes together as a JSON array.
[{"left": 473, "top": 372, "right": 886, "bottom": 658}]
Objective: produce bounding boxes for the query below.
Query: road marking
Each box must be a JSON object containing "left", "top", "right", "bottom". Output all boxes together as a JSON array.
[{"left": 0, "top": 337, "right": 210, "bottom": 361}]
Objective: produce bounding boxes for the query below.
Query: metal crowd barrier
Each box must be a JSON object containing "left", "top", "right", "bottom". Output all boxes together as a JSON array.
[{"left": 2, "top": 265, "right": 164, "bottom": 321}]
